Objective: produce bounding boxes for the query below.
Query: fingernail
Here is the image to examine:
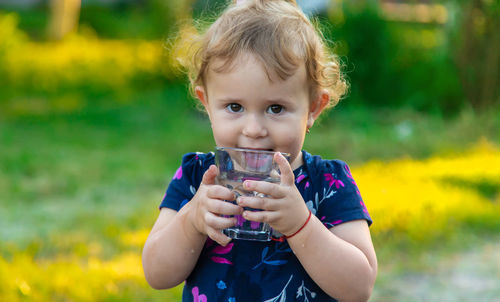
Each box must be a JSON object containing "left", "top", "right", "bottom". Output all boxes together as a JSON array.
[{"left": 244, "top": 181, "right": 251, "bottom": 189}]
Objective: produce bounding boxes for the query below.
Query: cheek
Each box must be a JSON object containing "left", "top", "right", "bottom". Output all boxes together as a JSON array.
[
  {"left": 282, "top": 133, "right": 302, "bottom": 145},
  {"left": 274, "top": 126, "right": 305, "bottom": 149},
  {"left": 211, "top": 122, "right": 236, "bottom": 144}
]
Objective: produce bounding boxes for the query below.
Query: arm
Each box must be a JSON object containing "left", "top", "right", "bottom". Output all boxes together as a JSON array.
[
  {"left": 239, "top": 153, "right": 377, "bottom": 301},
  {"left": 142, "top": 206, "right": 206, "bottom": 289},
  {"left": 142, "top": 165, "right": 243, "bottom": 289},
  {"left": 287, "top": 218, "right": 377, "bottom": 302}
]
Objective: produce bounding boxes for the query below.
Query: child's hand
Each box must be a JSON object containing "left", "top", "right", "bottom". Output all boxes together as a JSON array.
[
  {"left": 189, "top": 165, "right": 243, "bottom": 246},
  {"left": 237, "top": 153, "right": 310, "bottom": 237}
]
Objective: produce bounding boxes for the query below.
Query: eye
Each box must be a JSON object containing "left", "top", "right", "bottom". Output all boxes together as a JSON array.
[
  {"left": 267, "top": 104, "right": 284, "bottom": 114},
  {"left": 226, "top": 103, "right": 243, "bottom": 113}
]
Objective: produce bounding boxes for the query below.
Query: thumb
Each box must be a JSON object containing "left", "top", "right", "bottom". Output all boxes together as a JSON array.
[
  {"left": 201, "top": 165, "right": 218, "bottom": 185},
  {"left": 275, "top": 152, "right": 294, "bottom": 186}
]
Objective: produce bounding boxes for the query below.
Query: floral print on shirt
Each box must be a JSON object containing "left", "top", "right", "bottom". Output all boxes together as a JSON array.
[{"left": 160, "top": 151, "right": 372, "bottom": 301}]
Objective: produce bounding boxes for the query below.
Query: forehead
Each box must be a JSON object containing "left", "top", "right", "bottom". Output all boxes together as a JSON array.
[{"left": 206, "top": 53, "right": 308, "bottom": 96}]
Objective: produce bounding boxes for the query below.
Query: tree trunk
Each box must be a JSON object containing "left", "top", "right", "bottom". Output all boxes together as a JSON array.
[
  {"left": 48, "top": 0, "right": 81, "bottom": 40},
  {"left": 454, "top": 0, "right": 500, "bottom": 111}
]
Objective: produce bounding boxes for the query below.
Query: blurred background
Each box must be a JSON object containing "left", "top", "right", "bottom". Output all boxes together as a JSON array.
[{"left": 0, "top": 0, "right": 499, "bottom": 301}]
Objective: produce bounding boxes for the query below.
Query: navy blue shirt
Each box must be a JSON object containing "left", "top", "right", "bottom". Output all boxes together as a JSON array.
[{"left": 160, "top": 151, "right": 372, "bottom": 301}]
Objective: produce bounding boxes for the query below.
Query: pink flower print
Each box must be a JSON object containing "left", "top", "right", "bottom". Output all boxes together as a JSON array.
[
  {"left": 296, "top": 172, "right": 310, "bottom": 189},
  {"left": 192, "top": 287, "right": 207, "bottom": 302},
  {"left": 296, "top": 174, "right": 306, "bottom": 183},
  {"left": 209, "top": 242, "right": 233, "bottom": 265},
  {"left": 212, "top": 243, "right": 233, "bottom": 255},
  {"left": 173, "top": 166, "right": 182, "bottom": 180},
  {"left": 211, "top": 257, "right": 233, "bottom": 264},
  {"left": 360, "top": 199, "right": 369, "bottom": 215},
  {"left": 324, "top": 173, "right": 345, "bottom": 189},
  {"left": 321, "top": 216, "right": 343, "bottom": 228},
  {"left": 344, "top": 164, "right": 357, "bottom": 185}
]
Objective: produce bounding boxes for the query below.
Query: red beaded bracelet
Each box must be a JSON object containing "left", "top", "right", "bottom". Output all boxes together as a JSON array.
[{"left": 285, "top": 210, "right": 312, "bottom": 239}]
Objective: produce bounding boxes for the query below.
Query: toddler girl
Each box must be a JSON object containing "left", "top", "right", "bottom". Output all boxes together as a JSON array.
[{"left": 142, "top": 0, "right": 377, "bottom": 301}]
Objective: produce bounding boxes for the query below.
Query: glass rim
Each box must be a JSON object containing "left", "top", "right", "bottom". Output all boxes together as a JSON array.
[{"left": 215, "top": 146, "right": 290, "bottom": 157}]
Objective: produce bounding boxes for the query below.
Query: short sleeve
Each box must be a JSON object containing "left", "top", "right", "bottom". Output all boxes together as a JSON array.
[
  {"left": 316, "top": 160, "right": 372, "bottom": 228},
  {"left": 159, "top": 152, "right": 214, "bottom": 211}
]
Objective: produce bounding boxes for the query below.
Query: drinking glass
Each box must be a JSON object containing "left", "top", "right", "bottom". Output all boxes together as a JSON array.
[{"left": 215, "top": 147, "right": 289, "bottom": 241}]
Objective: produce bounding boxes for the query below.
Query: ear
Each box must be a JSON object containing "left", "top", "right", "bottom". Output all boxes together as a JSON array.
[
  {"left": 195, "top": 86, "right": 209, "bottom": 110},
  {"left": 307, "top": 89, "right": 330, "bottom": 129}
]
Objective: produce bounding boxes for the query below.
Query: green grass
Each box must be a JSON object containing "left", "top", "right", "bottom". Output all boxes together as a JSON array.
[
  {"left": 306, "top": 104, "right": 500, "bottom": 164},
  {"left": 0, "top": 87, "right": 210, "bottom": 253},
  {"left": 1, "top": 85, "right": 498, "bottom": 250},
  {"left": 0, "top": 85, "right": 499, "bottom": 300}
]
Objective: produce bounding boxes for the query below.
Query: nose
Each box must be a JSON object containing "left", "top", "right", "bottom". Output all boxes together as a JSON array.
[{"left": 242, "top": 114, "right": 267, "bottom": 138}]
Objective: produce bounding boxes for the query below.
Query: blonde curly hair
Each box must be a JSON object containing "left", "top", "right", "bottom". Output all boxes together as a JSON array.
[{"left": 186, "top": 0, "right": 347, "bottom": 108}]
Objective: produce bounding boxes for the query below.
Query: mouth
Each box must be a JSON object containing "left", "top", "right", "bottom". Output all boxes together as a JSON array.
[
  {"left": 237, "top": 147, "right": 274, "bottom": 152},
  {"left": 216, "top": 147, "right": 287, "bottom": 172},
  {"left": 241, "top": 151, "right": 274, "bottom": 172}
]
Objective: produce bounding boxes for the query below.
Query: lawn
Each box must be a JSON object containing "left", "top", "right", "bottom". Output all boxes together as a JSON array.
[{"left": 1, "top": 87, "right": 499, "bottom": 301}]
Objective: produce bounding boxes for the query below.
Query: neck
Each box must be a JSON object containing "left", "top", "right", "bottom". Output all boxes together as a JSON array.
[{"left": 290, "top": 151, "right": 304, "bottom": 170}]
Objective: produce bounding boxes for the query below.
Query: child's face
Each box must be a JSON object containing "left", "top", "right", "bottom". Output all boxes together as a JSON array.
[{"left": 196, "top": 53, "right": 327, "bottom": 170}]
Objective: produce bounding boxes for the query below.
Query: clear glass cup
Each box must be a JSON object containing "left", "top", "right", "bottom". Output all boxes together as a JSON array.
[{"left": 215, "top": 147, "right": 290, "bottom": 241}]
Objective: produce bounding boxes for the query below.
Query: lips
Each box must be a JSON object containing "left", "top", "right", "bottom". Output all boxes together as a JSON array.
[
  {"left": 238, "top": 147, "right": 273, "bottom": 152},
  {"left": 242, "top": 151, "right": 274, "bottom": 172}
]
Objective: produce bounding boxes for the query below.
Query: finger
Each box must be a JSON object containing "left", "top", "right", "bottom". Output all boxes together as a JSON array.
[
  {"left": 243, "top": 180, "right": 283, "bottom": 198},
  {"left": 205, "top": 212, "right": 238, "bottom": 230},
  {"left": 207, "top": 185, "right": 236, "bottom": 201},
  {"left": 242, "top": 210, "right": 279, "bottom": 224},
  {"left": 275, "top": 152, "right": 294, "bottom": 186},
  {"left": 201, "top": 165, "right": 218, "bottom": 185},
  {"left": 206, "top": 198, "right": 243, "bottom": 216},
  {"left": 237, "top": 196, "right": 279, "bottom": 211},
  {"left": 207, "top": 228, "right": 232, "bottom": 247}
]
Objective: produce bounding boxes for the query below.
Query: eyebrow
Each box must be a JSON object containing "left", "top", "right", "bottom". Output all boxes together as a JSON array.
[
  {"left": 214, "top": 97, "right": 241, "bottom": 103},
  {"left": 264, "top": 98, "right": 292, "bottom": 104},
  {"left": 215, "top": 97, "right": 292, "bottom": 104}
]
